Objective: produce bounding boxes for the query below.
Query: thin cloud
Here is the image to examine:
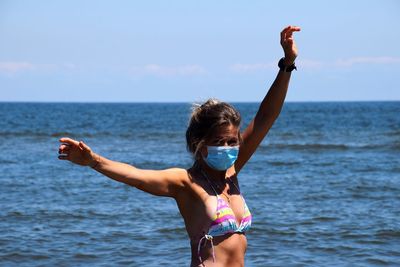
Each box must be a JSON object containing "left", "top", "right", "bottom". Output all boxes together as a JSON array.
[
  {"left": 0, "top": 62, "right": 35, "bottom": 73},
  {"left": 297, "top": 59, "right": 324, "bottom": 69},
  {"left": 229, "top": 63, "right": 275, "bottom": 73},
  {"left": 335, "top": 56, "right": 400, "bottom": 67},
  {"left": 0, "top": 61, "right": 76, "bottom": 74},
  {"left": 230, "top": 56, "right": 400, "bottom": 73},
  {"left": 131, "top": 64, "right": 207, "bottom": 77},
  {"left": 230, "top": 59, "right": 323, "bottom": 73}
]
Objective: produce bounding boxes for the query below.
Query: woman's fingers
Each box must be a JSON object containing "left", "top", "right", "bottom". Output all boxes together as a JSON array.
[
  {"left": 58, "top": 142, "right": 73, "bottom": 155},
  {"left": 59, "top": 137, "right": 79, "bottom": 146},
  {"left": 280, "top": 25, "right": 301, "bottom": 62},
  {"left": 59, "top": 144, "right": 71, "bottom": 150},
  {"left": 283, "top": 25, "right": 301, "bottom": 34},
  {"left": 58, "top": 148, "right": 70, "bottom": 154},
  {"left": 289, "top": 26, "right": 301, "bottom": 32},
  {"left": 286, "top": 26, "right": 301, "bottom": 39},
  {"left": 58, "top": 138, "right": 76, "bottom": 161},
  {"left": 280, "top": 26, "right": 291, "bottom": 43},
  {"left": 58, "top": 138, "right": 92, "bottom": 166},
  {"left": 58, "top": 155, "right": 69, "bottom": 160},
  {"left": 78, "top": 141, "right": 91, "bottom": 152},
  {"left": 58, "top": 149, "right": 70, "bottom": 156},
  {"left": 281, "top": 26, "right": 301, "bottom": 43}
]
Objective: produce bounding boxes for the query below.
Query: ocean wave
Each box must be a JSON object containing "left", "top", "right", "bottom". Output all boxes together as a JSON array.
[
  {"left": 0, "top": 131, "right": 183, "bottom": 140},
  {"left": 375, "top": 229, "right": 400, "bottom": 238},
  {"left": 312, "top": 216, "right": 339, "bottom": 222},
  {"left": 73, "top": 253, "right": 99, "bottom": 259},
  {"left": 0, "top": 159, "right": 18, "bottom": 164},
  {"left": 0, "top": 252, "right": 51, "bottom": 261},
  {"left": 60, "top": 230, "right": 91, "bottom": 237},
  {"left": 260, "top": 142, "right": 395, "bottom": 151},
  {"left": 0, "top": 131, "right": 99, "bottom": 138},
  {"left": 157, "top": 227, "right": 186, "bottom": 234},
  {"left": 366, "top": 257, "right": 392, "bottom": 265},
  {"left": 268, "top": 161, "right": 301, "bottom": 166}
]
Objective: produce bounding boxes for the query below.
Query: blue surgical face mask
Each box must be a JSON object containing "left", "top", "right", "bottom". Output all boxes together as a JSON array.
[{"left": 203, "top": 145, "right": 239, "bottom": 171}]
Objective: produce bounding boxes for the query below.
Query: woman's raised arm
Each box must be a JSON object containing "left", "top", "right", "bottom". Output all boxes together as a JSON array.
[
  {"left": 58, "top": 137, "right": 186, "bottom": 198},
  {"left": 235, "top": 25, "right": 301, "bottom": 173}
]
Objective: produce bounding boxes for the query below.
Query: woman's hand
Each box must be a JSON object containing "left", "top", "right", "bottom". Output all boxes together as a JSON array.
[
  {"left": 58, "top": 137, "right": 97, "bottom": 167},
  {"left": 280, "top": 25, "right": 301, "bottom": 65}
]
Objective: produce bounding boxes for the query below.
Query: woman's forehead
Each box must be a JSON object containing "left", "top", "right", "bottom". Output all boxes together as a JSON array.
[{"left": 211, "top": 124, "right": 239, "bottom": 139}]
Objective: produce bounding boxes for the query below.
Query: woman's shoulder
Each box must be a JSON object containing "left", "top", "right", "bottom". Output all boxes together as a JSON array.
[
  {"left": 160, "top": 167, "right": 188, "bottom": 179},
  {"left": 167, "top": 166, "right": 220, "bottom": 201},
  {"left": 162, "top": 167, "right": 192, "bottom": 186},
  {"left": 167, "top": 167, "right": 208, "bottom": 195}
]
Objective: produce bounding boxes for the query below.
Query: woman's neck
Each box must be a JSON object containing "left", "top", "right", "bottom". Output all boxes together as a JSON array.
[{"left": 194, "top": 159, "right": 227, "bottom": 182}]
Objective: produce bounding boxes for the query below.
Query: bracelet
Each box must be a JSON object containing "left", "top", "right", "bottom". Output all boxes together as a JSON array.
[
  {"left": 278, "top": 57, "right": 297, "bottom": 72},
  {"left": 90, "top": 154, "right": 101, "bottom": 169}
]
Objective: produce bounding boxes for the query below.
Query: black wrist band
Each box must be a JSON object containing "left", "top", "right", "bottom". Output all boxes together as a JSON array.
[{"left": 278, "top": 57, "right": 297, "bottom": 72}]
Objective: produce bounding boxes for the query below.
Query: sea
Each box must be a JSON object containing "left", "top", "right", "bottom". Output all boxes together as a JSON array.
[{"left": 0, "top": 101, "right": 399, "bottom": 266}]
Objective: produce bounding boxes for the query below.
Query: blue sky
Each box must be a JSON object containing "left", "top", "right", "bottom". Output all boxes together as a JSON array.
[{"left": 1, "top": 0, "right": 399, "bottom": 102}]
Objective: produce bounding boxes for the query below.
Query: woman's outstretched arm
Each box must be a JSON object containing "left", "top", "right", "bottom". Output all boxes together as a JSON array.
[
  {"left": 58, "top": 137, "right": 186, "bottom": 198},
  {"left": 235, "top": 25, "right": 301, "bottom": 173}
]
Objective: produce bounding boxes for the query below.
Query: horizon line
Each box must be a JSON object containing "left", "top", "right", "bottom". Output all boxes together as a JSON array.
[{"left": 0, "top": 100, "right": 399, "bottom": 104}]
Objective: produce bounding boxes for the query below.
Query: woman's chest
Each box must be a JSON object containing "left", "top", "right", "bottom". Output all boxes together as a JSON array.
[{"left": 179, "top": 182, "right": 247, "bottom": 239}]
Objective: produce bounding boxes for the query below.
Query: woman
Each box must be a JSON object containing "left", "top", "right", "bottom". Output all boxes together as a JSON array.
[{"left": 58, "top": 25, "right": 300, "bottom": 267}]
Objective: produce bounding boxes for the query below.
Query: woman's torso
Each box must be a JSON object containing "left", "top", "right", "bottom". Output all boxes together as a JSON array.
[{"left": 174, "top": 166, "right": 251, "bottom": 267}]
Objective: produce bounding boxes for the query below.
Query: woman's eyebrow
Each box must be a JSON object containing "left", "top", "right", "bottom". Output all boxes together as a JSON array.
[{"left": 213, "top": 136, "right": 238, "bottom": 141}]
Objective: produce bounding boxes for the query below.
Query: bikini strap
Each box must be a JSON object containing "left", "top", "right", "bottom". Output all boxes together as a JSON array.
[
  {"left": 197, "top": 234, "right": 216, "bottom": 265},
  {"left": 228, "top": 178, "right": 248, "bottom": 215},
  {"left": 197, "top": 169, "right": 218, "bottom": 265},
  {"left": 200, "top": 169, "right": 219, "bottom": 197},
  {"left": 228, "top": 178, "right": 241, "bottom": 193}
]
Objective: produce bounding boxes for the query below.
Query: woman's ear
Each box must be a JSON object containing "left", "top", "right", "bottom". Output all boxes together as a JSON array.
[
  {"left": 199, "top": 145, "right": 208, "bottom": 158},
  {"left": 238, "top": 132, "right": 243, "bottom": 146}
]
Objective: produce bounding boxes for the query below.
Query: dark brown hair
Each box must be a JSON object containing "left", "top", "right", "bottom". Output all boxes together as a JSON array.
[{"left": 186, "top": 98, "right": 242, "bottom": 160}]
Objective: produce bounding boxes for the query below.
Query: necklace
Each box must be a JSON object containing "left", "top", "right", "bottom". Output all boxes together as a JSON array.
[
  {"left": 214, "top": 184, "right": 231, "bottom": 203},
  {"left": 200, "top": 169, "right": 232, "bottom": 203}
]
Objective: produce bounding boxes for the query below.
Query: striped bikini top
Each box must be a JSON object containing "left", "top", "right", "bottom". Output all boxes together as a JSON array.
[{"left": 197, "top": 170, "right": 252, "bottom": 264}]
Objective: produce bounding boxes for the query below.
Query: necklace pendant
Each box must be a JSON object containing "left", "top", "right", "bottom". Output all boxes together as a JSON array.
[{"left": 223, "top": 193, "right": 230, "bottom": 203}]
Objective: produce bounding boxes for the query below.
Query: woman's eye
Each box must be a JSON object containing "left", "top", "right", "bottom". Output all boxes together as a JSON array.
[{"left": 212, "top": 139, "right": 238, "bottom": 146}]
